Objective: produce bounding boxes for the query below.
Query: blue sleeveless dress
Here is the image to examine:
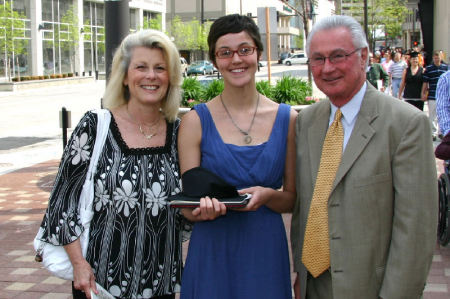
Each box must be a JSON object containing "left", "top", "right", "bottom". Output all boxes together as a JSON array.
[{"left": 180, "top": 103, "right": 292, "bottom": 299}]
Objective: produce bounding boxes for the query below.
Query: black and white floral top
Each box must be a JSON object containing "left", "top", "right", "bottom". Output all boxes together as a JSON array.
[{"left": 37, "top": 110, "right": 184, "bottom": 298}]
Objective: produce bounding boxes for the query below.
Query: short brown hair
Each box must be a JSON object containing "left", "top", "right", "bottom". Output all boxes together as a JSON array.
[{"left": 207, "top": 14, "right": 263, "bottom": 66}]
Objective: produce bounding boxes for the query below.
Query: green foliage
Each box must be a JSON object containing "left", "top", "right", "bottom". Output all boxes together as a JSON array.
[
  {"left": 347, "top": 0, "right": 408, "bottom": 48},
  {"left": 169, "top": 15, "right": 211, "bottom": 51},
  {"left": 181, "top": 77, "right": 204, "bottom": 106},
  {"left": 294, "top": 34, "right": 303, "bottom": 50},
  {"left": 143, "top": 14, "right": 162, "bottom": 31},
  {"left": 59, "top": 5, "right": 79, "bottom": 46},
  {"left": 83, "top": 20, "right": 105, "bottom": 52},
  {"left": 272, "top": 76, "right": 313, "bottom": 105},
  {"left": 58, "top": 5, "right": 80, "bottom": 73},
  {"left": 256, "top": 80, "right": 274, "bottom": 98},
  {"left": 181, "top": 76, "right": 314, "bottom": 107},
  {"left": 181, "top": 78, "right": 224, "bottom": 107},
  {"left": 202, "top": 79, "right": 224, "bottom": 101}
]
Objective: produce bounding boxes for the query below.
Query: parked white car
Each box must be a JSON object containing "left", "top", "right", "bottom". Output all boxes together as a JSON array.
[
  {"left": 284, "top": 52, "right": 308, "bottom": 65},
  {"left": 180, "top": 57, "right": 188, "bottom": 77}
]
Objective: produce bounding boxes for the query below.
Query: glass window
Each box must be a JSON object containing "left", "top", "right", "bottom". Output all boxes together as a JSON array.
[
  {"left": 130, "top": 8, "right": 136, "bottom": 30},
  {"left": 95, "top": 4, "right": 104, "bottom": 26},
  {"left": 42, "top": 0, "right": 53, "bottom": 21},
  {"left": 11, "top": 0, "right": 28, "bottom": 17}
]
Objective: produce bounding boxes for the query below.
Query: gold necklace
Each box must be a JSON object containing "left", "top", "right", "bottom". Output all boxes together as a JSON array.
[
  {"left": 126, "top": 105, "right": 160, "bottom": 140},
  {"left": 139, "top": 124, "right": 158, "bottom": 140},
  {"left": 220, "top": 93, "right": 260, "bottom": 144}
]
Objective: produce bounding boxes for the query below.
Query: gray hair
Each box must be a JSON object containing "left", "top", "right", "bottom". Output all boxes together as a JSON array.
[
  {"left": 102, "top": 29, "right": 182, "bottom": 122},
  {"left": 306, "top": 15, "right": 369, "bottom": 66}
]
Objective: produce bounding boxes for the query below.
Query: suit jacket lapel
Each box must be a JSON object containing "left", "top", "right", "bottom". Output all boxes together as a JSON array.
[
  {"left": 330, "top": 85, "right": 379, "bottom": 198},
  {"left": 308, "top": 101, "right": 331, "bottom": 185}
]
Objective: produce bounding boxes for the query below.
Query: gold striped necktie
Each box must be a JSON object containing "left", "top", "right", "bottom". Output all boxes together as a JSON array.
[{"left": 302, "top": 108, "right": 344, "bottom": 278}]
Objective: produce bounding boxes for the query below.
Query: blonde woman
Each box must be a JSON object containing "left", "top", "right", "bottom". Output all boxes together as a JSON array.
[{"left": 36, "top": 30, "right": 184, "bottom": 299}]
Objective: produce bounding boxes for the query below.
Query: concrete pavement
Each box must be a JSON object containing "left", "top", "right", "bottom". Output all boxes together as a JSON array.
[{"left": 0, "top": 158, "right": 449, "bottom": 298}]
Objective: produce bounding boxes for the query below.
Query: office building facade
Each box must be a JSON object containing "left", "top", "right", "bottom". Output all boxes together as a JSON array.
[{"left": 1, "top": 0, "right": 165, "bottom": 80}]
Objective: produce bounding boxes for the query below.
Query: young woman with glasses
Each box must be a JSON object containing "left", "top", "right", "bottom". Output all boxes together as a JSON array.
[{"left": 177, "top": 14, "right": 297, "bottom": 299}]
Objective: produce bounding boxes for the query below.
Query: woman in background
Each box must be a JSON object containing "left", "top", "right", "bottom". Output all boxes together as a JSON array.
[{"left": 399, "top": 51, "right": 424, "bottom": 110}]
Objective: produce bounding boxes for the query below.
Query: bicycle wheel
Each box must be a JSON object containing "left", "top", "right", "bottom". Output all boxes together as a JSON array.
[{"left": 438, "top": 173, "right": 450, "bottom": 246}]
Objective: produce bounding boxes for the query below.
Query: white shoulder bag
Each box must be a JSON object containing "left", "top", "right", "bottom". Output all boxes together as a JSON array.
[{"left": 33, "top": 109, "right": 111, "bottom": 281}]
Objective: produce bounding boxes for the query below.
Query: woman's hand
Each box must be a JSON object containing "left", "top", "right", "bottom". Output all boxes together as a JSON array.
[
  {"left": 237, "top": 186, "right": 272, "bottom": 211},
  {"left": 72, "top": 258, "right": 97, "bottom": 298},
  {"left": 64, "top": 240, "right": 97, "bottom": 298},
  {"left": 181, "top": 197, "right": 227, "bottom": 221}
]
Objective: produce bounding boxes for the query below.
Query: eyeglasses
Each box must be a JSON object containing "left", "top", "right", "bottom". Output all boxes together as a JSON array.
[
  {"left": 308, "top": 48, "right": 362, "bottom": 67},
  {"left": 216, "top": 46, "right": 257, "bottom": 59}
]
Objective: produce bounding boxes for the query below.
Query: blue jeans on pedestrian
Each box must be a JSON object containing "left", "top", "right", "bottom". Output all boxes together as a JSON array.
[{"left": 391, "top": 77, "right": 402, "bottom": 98}]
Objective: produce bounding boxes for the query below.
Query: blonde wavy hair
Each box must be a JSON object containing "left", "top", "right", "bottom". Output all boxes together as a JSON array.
[{"left": 102, "top": 29, "right": 182, "bottom": 122}]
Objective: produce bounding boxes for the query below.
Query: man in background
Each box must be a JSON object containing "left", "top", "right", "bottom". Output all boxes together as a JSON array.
[
  {"left": 422, "top": 50, "right": 448, "bottom": 140},
  {"left": 366, "top": 53, "right": 389, "bottom": 92}
]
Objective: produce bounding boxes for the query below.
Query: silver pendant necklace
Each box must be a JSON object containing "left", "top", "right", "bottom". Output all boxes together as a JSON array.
[
  {"left": 220, "top": 93, "right": 260, "bottom": 144},
  {"left": 126, "top": 105, "right": 160, "bottom": 140}
]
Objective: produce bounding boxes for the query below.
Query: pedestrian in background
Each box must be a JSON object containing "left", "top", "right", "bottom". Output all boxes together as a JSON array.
[
  {"left": 366, "top": 52, "right": 389, "bottom": 92},
  {"left": 389, "top": 51, "right": 407, "bottom": 97},
  {"left": 36, "top": 29, "right": 186, "bottom": 298},
  {"left": 178, "top": 14, "right": 296, "bottom": 299},
  {"left": 381, "top": 50, "right": 393, "bottom": 95},
  {"left": 398, "top": 51, "right": 425, "bottom": 110},
  {"left": 422, "top": 50, "right": 448, "bottom": 140},
  {"left": 291, "top": 15, "right": 437, "bottom": 299},
  {"left": 436, "top": 70, "right": 450, "bottom": 137}
]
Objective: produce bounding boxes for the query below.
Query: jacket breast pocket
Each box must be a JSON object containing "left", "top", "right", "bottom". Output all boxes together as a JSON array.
[{"left": 353, "top": 172, "right": 391, "bottom": 188}]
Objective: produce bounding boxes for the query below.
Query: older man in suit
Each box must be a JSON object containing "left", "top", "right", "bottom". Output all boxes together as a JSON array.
[{"left": 291, "top": 15, "right": 437, "bottom": 299}]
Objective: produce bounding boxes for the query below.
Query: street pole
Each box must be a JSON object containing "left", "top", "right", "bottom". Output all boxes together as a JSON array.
[
  {"left": 105, "top": 0, "right": 129, "bottom": 84},
  {"left": 200, "top": 0, "right": 205, "bottom": 59},
  {"left": 265, "top": 7, "right": 271, "bottom": 85},
  {"left": 364, "top": 0, "right": 368, "bottom": 48}
]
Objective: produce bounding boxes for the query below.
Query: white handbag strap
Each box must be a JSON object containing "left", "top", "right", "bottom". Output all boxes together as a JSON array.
[{"left": 81, "top": 109, "right": 111, "bottom": 211}]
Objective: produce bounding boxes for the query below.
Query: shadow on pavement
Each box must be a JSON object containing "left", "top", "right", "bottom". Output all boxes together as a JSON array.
[{"left": 0, "top": 136, "right": 50, "bottom": 150}]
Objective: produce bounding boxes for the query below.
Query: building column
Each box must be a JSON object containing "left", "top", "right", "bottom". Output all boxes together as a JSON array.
[
  {"left": 406, "top": 30, "right": 411, "bottom": 49},
  {"left": 30, "top": 0, "right": 43, "bottom": 76},
  {"left": 75, "top": 0, "right": 84, "bottom": 75},
  {"left": 137, "top": 8, "right": 143, "bottom": 29},
  {"left": 161, "top": 0, "right": 167, "bottom": 31}
]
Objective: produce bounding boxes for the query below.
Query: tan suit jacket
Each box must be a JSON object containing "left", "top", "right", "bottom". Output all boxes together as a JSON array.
[{"left": 291, "top": 83, "right": 438, "bottom": 299}]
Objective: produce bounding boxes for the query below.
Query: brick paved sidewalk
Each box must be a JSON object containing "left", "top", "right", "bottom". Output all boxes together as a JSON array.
[{"left": 0, "top": 159, "right": 449, "bottom": 298}]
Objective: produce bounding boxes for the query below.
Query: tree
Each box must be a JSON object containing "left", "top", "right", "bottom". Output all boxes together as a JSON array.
[
  {"left": 58, "top": 5, "right": 79, "bottom": 73},
  {"left": 293, "top": 0, "right": 315, "bottom": 83},
  {"left": 348, "top": 0, "right": 408, "bottom": 50},
  {"left": 143, "top": 14, "right": 162, "bottom": 31},
  {"left": 377, "top": 0, "right": 408, "bottom": 47},
  {"left": 0, "top": 0, "right": 27, "bottom": 81},
  {"left": 294, "top": 33, "right": 304, "bottom": 49},
  {"left": 169, "top": 16, "right": 211, "bottom": 58},
  {"left": 83, "top": 20, "right": 105, "bottom": 73}
]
